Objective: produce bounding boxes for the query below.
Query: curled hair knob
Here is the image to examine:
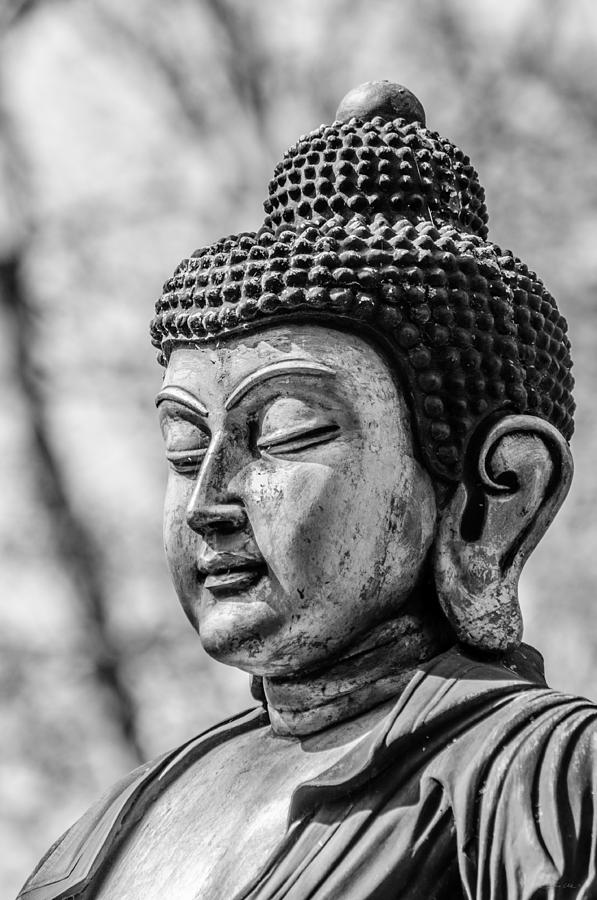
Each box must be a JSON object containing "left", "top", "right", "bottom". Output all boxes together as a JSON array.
[{"left": 335, "top": 80, "right": 426, "bottom": 126}]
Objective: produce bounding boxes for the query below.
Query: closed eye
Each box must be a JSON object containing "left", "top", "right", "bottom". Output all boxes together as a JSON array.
[
  {"left": 257, "top": 420, "right": 340, "bottom": 456},
  {"left": 166, "top": 448, "right": 207, "bottom": 476}
]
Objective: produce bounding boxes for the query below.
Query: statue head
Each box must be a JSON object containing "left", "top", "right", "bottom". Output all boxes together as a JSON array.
[{"left": 152, "top": 82, "right": 574, "bottom": 677}]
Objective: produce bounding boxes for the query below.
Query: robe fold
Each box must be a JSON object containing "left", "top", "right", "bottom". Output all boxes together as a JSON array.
[{"left": 18, "top": 645, "right": 597, "bottom": 899}]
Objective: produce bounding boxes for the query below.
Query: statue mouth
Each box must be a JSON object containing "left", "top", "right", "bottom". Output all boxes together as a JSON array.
[
  {"left": 197, "top": 551, "right": 268, "bottom": 595},
  {"left": 203, "top": 565, "right": 267, "bottom": 594}
]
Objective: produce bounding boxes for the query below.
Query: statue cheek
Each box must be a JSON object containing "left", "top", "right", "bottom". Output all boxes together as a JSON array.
[
  {"left": 231, "top": 459, "right": 341, "bottom": 592},
  {"left": 163, "top": 489, "right": 184, "bottom": 557},
  {"left": 391, "top": 506, "right": 432, "bottom": 577},
  {"left": 399, "top": 469, "right": 437, "bottom": 552},
  {"left": 360, "top": 459, "right": 437, "bottom": 603},
  {"left": 163, "top": 480, "right": 201, "bottom": 590}
]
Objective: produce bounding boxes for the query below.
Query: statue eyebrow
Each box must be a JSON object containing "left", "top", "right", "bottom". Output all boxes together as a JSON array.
[
  {"left": 155, "top": 386, "right": 209, "bottom": 417},
  {"left": 225, "top": 359, "right": 336, "bottom": 411}
]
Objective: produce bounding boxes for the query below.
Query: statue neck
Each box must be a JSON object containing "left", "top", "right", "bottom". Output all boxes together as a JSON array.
[{"left": 263, "top": 598, "right": 453, "bottom": 737}]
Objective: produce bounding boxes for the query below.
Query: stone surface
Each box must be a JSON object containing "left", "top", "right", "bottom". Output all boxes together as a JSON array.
[
  {"left": 335, "top": 80, "right": 427, "bottom": 126},
  {"left": 19, "top": 82, "right": 592, "bottom": 900}
]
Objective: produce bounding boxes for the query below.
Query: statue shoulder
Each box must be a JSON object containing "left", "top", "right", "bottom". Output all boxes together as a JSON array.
[
  {"left": 398, "top": 650, "right": 597, "bottom": 896},
  {"left": 443, "top": 684, "right": 597, "bottom": 897},
  {"left": 422, "top": 646, "right": 597, "bottom": 785},
  {"left": 17, "top": 707, "right": 266, "bottom": 900},
  {"left": 17, "top": 751, "right": 171, "bottom": 900}
]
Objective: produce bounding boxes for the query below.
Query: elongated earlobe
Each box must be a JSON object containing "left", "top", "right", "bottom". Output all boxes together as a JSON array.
[{"left": 433, "top": 415, "right": 573, "bottom": 652}]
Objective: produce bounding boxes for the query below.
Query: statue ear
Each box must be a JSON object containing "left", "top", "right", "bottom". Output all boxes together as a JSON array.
[{"left": 433, "top": 414, "right": 573, "bottom": 652}]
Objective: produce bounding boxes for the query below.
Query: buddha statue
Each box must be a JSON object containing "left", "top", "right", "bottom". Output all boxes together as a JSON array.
[{"left": 20, "top": 81, "right": 591, "bottom": 900}]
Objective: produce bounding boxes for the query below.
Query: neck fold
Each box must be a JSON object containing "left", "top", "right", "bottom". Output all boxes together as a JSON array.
[{"left": 263, "top": 613, "right": 452, "bottom": 736}]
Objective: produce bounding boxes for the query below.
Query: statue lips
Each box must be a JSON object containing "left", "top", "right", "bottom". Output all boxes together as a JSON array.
[{"left": 197, "top": 549, "right": 268, "bottom": 595}]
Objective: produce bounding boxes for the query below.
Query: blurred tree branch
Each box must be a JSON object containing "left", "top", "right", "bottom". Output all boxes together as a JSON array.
[
  {"left": 0, "top": 0, "right": 66, "bottom": 30},
  {"left": 89, "top": 0, "right": 275, "bottom": 153},
  {"left": 0, "top": 38, "right": 145, "bottom": 764},
  {"left": 514, "top": 1, "right": 597, "bottom": 136},
  {"left": 89, "top": 3, "right": 207, "bottom": 134},
  {"left": 202, "top": 0, "right": 269, "bottom": 138}
]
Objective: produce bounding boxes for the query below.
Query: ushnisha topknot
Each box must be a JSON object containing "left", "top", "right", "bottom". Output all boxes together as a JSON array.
[{"left": 151, "top": 81, "right": 574, "bottom": 482}]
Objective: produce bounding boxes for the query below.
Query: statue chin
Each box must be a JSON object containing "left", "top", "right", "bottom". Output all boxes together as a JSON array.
[{"left": 194, "top": 584, "right": 285, "bottom": 675}]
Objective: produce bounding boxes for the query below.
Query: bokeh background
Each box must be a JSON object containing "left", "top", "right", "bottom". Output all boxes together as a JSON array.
[{"left": 1, "top": 0, "right": 596, "bottom": 894}]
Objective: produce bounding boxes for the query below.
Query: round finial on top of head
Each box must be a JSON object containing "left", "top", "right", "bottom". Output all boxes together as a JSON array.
[{"left": 335, "top": 80, "right": 426, "bottom": 127}]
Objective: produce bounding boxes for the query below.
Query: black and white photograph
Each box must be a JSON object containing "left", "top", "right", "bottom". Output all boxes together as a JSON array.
[{"left": 2, "top": 2, "right": 597, "bottom": 897}]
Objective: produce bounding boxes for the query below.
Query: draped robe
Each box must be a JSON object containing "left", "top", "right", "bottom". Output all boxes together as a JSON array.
[{"left": 18, "top": 645, "right": 597, "bottom": 899}]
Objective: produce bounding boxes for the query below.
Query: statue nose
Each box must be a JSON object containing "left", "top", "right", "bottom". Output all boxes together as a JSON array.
[
  {"left": 186, "top": 503, "right": 247, "bottom": 535},
  {"left": 185, "top": 433, "right": 248, "bottom": 534}
]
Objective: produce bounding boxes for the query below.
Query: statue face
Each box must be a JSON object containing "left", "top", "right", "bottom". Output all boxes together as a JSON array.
[{"left": 157, "top": 324, "right": 437, "bottom": 676}]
